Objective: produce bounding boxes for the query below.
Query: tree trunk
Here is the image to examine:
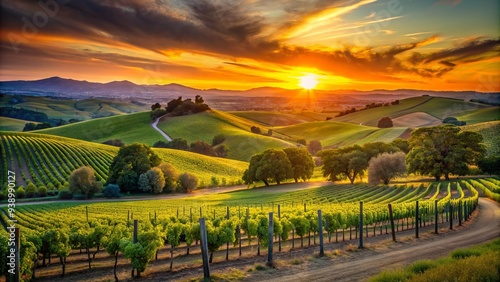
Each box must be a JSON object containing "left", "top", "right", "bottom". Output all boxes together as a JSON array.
[
  {"left": 186, "top": 245, "right": 190, "bottom": 255},
  {"left": 93, "top": 245, "right": 100, "bottom": 259},
  {"left": 60, "top": 257, "right": 65, "bottom": 277},
  {"left": 48, "top": 253, "right": 51, "bottom": 266},
  {"left": 32, "top": 257, "right": 38, "bottom": 279},
  {"left": 445, "top": 173, "right": 450, "bottom": 181},
  {"left": 170, "top": 247, "right": 174, "bottom": 271},
  {"left": 262, "top": 179, "right": 269, "bottom": 186},
  {"left": 277, "top": 180, "right": 281, "bottom": 185},
  {"left": 257, "top": 237, "right": 261, "bottom": 255},
  {"left": 114, "top": 252, "right": 119, "bottom": 282},
  {"left": 87, "top": 248, "right": 91, "bottom": 269},
  {"left": 301, "top": 236, "right": 304, "bottom": 247},
  {"left": 209, "top": 252, "right": 213, "bottom": 263},
  {"left": 42, "top": 253, "right": 46, "bottom": 267},
  {"left": 294, "top": 178, "right": 298, "bottom": 183}
]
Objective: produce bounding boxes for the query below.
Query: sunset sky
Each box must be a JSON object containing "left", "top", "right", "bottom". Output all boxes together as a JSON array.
[{"left": 1, "top": 0, "right": 499, "bottom": 91}]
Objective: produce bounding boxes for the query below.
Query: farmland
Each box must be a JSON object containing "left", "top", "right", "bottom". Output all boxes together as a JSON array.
[
  {"left": 0, "top": 132, "right": 248, "bottom": 188},
  {"left": 1, "top": 177, "right": 497, "bottom": 281}
]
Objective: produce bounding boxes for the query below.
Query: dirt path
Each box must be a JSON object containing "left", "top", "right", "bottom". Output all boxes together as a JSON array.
[
  {"left": 255, "top": 198, "right": 500, "bottom": 282},
  {"left": 151, "top": 115, "right": 172, "bottom": 141}
]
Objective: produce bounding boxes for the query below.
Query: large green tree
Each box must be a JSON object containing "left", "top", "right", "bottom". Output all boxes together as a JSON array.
[
  {"left": 243, "top": 149, "right": 292, "bottom": 186},
  {"left": 368, "top": 152, "right": 406, "bottom": 185},
  {"left": 69, "top": 166, "right": 102, "bottom": 199},
  {"left": 406, "top": 125, "right": 485, "bottom": 181},
  {"left": 319, "top": 145, "right": 368, "bottom": 184},
  {"left": 107, "top": 143, "right": 161, "bottom": 192},
  {"left": 283, "top": 147, "right": 315, "bottom": 182}
]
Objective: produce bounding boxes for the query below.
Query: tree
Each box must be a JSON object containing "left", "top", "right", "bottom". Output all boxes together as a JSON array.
[
  {"left": 362, "top": 142, "right": 400, "bottom": 160},
  {"left": 103, "top": 184, "right": 121, "bottom": 198},
  {"left": 153, "top": 141, "right": 169, "bottom": 148},
  {"left": 157, "top": 163, "right": 178, "bottom": 193},
  {"left": 178, "top": 172, "right": 198, "bottom": 193},
  {"left": 250, "top": 126, "right": 262, "bottom": 134},
  {"left": 478, "top": 156, "right": 500, "bottom": 175},
  {"left": 121, "top": 226, "right": 163, "bottom": 278},
  {"left": 102, "top": 224, "right": 129, "bottom": 282},
  {"left": 307, "top": 140, "right": 323, "bottom": 156},
  {"left": 146, "top": 167, "right": 166, "bottom": 193},
  {"left": 406, "top": 125, "right": 485, "bottom": 181},
  {"left": 26, "top": 182, "right": 37, "bottom": 198},
  {"left": 151, "top": 103, "right": 161, "bottom": 111},
  {"left": 244, "top": 149, "right": 295, "bottom": 186},
  {"left": 165, "top": 96, "right": 183, "bottom": 113},
  {"left": 168, "top": 138, "right": 189, "bottom": 150},
  {"left": 368, "top": 152, "right": 407, "bottom": 185},
  {"left": 107, "top": 143, "right": 161, "bottom": 192},
  {"left": 195, "top": 95, "right": 204, "bottom": 104},
  {"left": 138, "top": 173, "right": 151, "bottom": 192},
  {"left": 283, "top": 147, "right": 315, "bottom": 182},
  {"left": 69, "top": 166, "right": 101, "bottom": 199},
  {"left": 377, "top": 117, "right": 393, "bottom": 128},
  {"left": 319, "top": 146, "right": 368, "bottom": 184},
  {"left": 391, "top": 138, "right": 410, "bottom": 154},
  {"left": 190, "top": 141, "right": 216, "bottom": 156},
  {"left": 297, "top": 139, "right": 307, "bottom": 146},
  {"left": 214, "top": 144, "right": 229, "bottom": 157},
  {"left": 212, "top": 134, "right": 226, "bottom": 146}
]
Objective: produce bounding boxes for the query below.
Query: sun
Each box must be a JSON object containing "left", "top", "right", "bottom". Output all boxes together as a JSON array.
[{"left": 299, "top": 74, "right": 318, "bottom": 90}]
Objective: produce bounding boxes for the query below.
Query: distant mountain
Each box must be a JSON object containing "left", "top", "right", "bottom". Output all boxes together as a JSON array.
[{"left": 1, "top": 77, "right": 498, "bottom": 103}]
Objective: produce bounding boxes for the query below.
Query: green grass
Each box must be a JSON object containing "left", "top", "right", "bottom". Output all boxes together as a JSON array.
[
  {"left": 334, "top": 96, "right": 492, "bottom": 126},
  {"left": 0, "top": 132, "right": 248, "bottom": 188},
  {"left": 229, "top": 111, "right": 333, "bottom": 126},
  {"left": 158, "top": 110, "right": 295, "bottom": 161},
  {"left": 36, "top": 111, "right": 164, "bottom": 146},
  {"left": 456, "top": 107, "right": 500, "bottom": 124},
  {"left": 461, "top": 121, "right": 500, "bottom": 157},
  {"left": 0, "top": 116, "right": 37, "bottom": 131},
  {"left": 1, "top": 95, "right": 147, "bottom": 121},
  {"left": 369, "top": 239, "right": 500, "bottom": 282}
]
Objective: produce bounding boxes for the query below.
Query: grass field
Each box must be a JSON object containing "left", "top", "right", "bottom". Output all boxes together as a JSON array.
[
  {"left": 0, "top": 132, "right": 248, "bottom": 187},
  {"left": 461, "top": 121, "right": 500, "bottom": 157},
  {"left": 274, "top": 121, "right": 407, "bottom": 148},
  {"left": 333, "top": 96, "right": 492, "bottom": 127},
  {"left": 37, "top": 111, "right": 164, "bottom": 146},
  {"left": 158, "top": 110, "right": 295, "bottom": 161},
  {"left": 0, "top": 95, "right": 147, "bottom": 121},
  {"left": 456, "top": 107, "right": 500, "bottom": 124},
  {"left": 0, "top": 116, "right": 37, "bottom": 131},
  {"left": 230, "top": 111, "right": 333, "bottom": 126}
]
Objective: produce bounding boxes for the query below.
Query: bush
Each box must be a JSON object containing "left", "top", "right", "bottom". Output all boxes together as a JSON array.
[
  {"left": 377, "top": 117, "right": 393, "bottom": 128},
  {"left": 212, "top": 134, "right": 226, "bottom": 146},
  {"left": 16, "top": 187, "right": 25, "bottom": 198},
  {"left": 25, "top": 183, "right": 36, "bottom": 198},
  {"left": 73, "top": 193, "right": 86, "bottom": 200},
  {"left": 408, "top": 260, "right": 437, "bottom": 274},
  {"left": 103, "top": 184, "right": 121, "bottom": 198},
  {"left": 58, "top": 190, "right": 73, "bottom": 200},
  {"left": 37, "top": 186, "right": 48, "bottom": 197},
  {"left": 450, "top": 249, "right": 481, "bottom": 259},
  {"left": 178, "top": 172, "right": 198, "bottom": 193}
]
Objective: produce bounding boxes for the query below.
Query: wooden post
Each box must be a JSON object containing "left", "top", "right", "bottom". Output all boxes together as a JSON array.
[
  {"left": 267, "top": 212, "right": 274, "bottom": 266},
  {"left": 359, "top": 202, "right": 363, "bottom": 249},
  {"left": 318, "top": 210, "right": 324, "bottom": 256},
  {"left": 434, "top": 200, "right": 438, "bottom": 234},
  {"left": 458, "top": 201, "right": 462, "bottom": 226},
  {"left": 199, "top": 218, "right": 211, "bottom": 281},
  {"left": 133, "top": 220, "right": 138, "bottom": 243},
  {"left": 86, "top": 206, "right": 89, "bottom": 222},
  {"left": 190, "top": 208, "right": 193, "bottom": 223},
  {"left": 226, "top": 207, "right": 230, "bottom": 260},
  {"left": 304, "top": 203, "right": 307, "bottom": 212},
  {"left": 278, "top": 204, "right": 281, "bottom": 252},
  {"left": 388, "top": 204, "right": 396, "bottom": 242},
  {"left": 200, "top": 207, "right": 202, "bottom": 218},
  {"left": 127, "top": 210, "right": 130, "bottom": 223},
  {"left": 415, "top": 201, "right": 419, "bottom": 239},
  {"left": 449, "top": 203, "right": 453, "bottom": 230}
]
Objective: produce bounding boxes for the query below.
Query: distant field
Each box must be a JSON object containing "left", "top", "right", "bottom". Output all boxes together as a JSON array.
[
  {"left": 334, "top": 96, "right": 491, "bottom": 126},
  {"left": 392, "top": 112, "right": 442, "bottom": 127},
  {"left": 0, "top": 116, "right": 37, "bottom": 131},
  {"left": 37, "top": 111, "right": 164, "bottom": 146},
  {"left": 461, "top": 121, "right": 500, "bottom": 157},
  {"left": 456, "top": 107, "right": 500, "bottom": 124},
  {"left": 0, "top": 95, "right": 147, "bottom": 121},
  {"left": 158, "top": 110, "right": 295, "bottom": 161},
  {"left": 274, "top": 121, "right": 407, "bottom": 148},
  {"left": 230, "top": 111, "right": 333, "bottom": 126},
  {"left": 0, "top": 132, "right": 248, "bottom": 188}
]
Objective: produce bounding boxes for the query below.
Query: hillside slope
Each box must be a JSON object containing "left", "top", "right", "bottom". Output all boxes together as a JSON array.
[
  {"left": 334, "top": 96, "right": 493, "bottom": 127},
  {"left": 157, "top": 110, "right": 295, "bottom": 161},
  {"left": 0, "top": 132, "right": 248, "bottom": 188},
  {"left": 461, "top": 121, "right": 500, "bottom": 157}
]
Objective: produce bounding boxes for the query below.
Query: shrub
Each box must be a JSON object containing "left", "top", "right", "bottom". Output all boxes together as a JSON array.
[
  {"left": 103, "top": 184, "right": 121, "bottom": 198},
  {"left": 377, "top": 117, "right": 393, "bottom": 128},
  {"left": 16, "top": 187, "right": 25, "bottom": 198},
  {"left": 58, "top": 190, "right": 73, "bottom": 200},
  {"left": 69, "top": 166, "right": 102, "bottom": 199},
  {"left": 212, "top": 134, "right": 226, "bottom": 146},
  {"left": 177, "top": 172, "right": 198, "bottom": 193},
  {"left": 450, "top": 249, "right": 481, "bottom": 259},
  {"left": 408, "top": 260, "right": 437, "bottom": 274},
  {"left": 25, "top": 183, "right": 36, "bottom": 198},
  {"left": 37, "top": 186, "right": 48, "bottom": 197}
]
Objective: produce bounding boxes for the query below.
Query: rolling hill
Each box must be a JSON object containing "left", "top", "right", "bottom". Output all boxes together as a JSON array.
[
  {"left": 157, "top": 110, "right": 295, "bottom": 161},
  {"left": 333, "top": 96, "right": 494, "bottom": 127},
  {"left": 0, "top": 132, "right": 248, "bottom": 188},
  {"left": 461, "top": 121, "right": 500, "bottom": 157},
  {"left": 0, "top": 116, "right": 37, "bottom": 131},
  {"left": 229, "top": 111, "right": 334, "bottom": 126},
  {"left": 36, "top": 111, "right": 164, "bottom": 146}
]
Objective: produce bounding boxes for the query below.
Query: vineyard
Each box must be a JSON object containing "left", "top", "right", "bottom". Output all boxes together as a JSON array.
[
  {"left": 1, "top": 178, "right": 499, "bottom": 281},
  {"left": 0, "top": 132, "right": 248, "bottom": 189}
]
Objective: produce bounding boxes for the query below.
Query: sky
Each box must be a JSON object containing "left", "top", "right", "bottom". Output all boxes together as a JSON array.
[{"left": 0, "top": 0, "right": 499, "bottom": 91}]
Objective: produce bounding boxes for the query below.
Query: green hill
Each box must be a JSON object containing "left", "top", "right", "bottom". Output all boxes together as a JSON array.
[
  {"left": 0, "top": 95, "right": 147, "bottom": 121},
  {"left": 461, "top": 121, "right": 500, "bottom": 157},
  {"left": 0, "top": 132, "right": 248, "bottom": 189},
  {"left": 230, "top": 111, "right": 333, "bottom": 126},
  {"left": 274, "top": 121, "right": 407, "bottom": 148},
  {"left": 36, "top": 111, "right": 163, "bottom": 146},
  {"left": 0, "top": 117, "right": 37, "bottom": 131},
  {"left": 157, "top": 110, "right": 295, "bottom": 161},
  {"left": 456, "top": 107, "right": 500, "bottom": 124},
  {"left": 334, "top": 96, "right": 492, "bottom": 126}
]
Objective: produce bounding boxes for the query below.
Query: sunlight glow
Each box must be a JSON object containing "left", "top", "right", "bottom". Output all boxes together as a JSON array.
[{"left": 299, "top": 74, "right": 319, "bottom": 90}]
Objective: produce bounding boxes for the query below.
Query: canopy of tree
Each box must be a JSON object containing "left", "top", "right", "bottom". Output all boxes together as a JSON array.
[
  {"left": 368, "top": 152, "right": 406, "bottom": 185},
  {"left": 68, "top": 166, "right": 102, "bottom": 199},
  {"left": 378, "top": 117, "right": 393, "bottom": 128},
  {"left": 164, "top": 95, "right": 210, "bottom": 116},
  {"left": 406, "top": 125, "right": 485, "bottom": 181}
]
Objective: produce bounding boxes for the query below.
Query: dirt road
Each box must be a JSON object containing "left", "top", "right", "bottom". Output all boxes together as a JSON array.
[{"left": 258, "top": 198, "right": 500, "bottom": 282}]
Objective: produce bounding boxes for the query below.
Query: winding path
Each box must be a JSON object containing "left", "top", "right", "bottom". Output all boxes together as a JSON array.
[
  {"left": 151, "top": 115, "right": 172, "bottom": 141},
  {"left": 259, "top": 198, "right": 500, "bottom": 282}
]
